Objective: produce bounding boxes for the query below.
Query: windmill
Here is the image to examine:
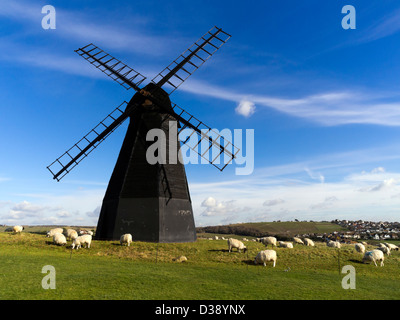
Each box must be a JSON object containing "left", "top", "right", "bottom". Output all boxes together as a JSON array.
[{"left": 47, "top": 26, "right": 240, "bottom": 242}]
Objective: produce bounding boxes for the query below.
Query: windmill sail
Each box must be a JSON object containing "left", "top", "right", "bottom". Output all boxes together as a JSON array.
[
  {"left": 47, "top": 101, "right": 131, "bottom": 181},
  {"left": 152, "top": 26, "right": 231, "bottom": 95},
  {"left": 172, "top": 103, "right": 240, "bottom": 171},
  {"left": 75, "top": 44, "right": 146, "bottom": 91},
  {"left": 124, "top": 89, "right": 240, "bottom": 171}
]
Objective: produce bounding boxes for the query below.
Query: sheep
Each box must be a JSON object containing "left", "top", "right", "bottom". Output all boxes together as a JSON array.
[
  {"left": 71, "top": 234, "right": 92, "bottom": 250},
  {"left": 12, "top": 225, "right": 24, "bottom": 233},
  {"left": 120, "top": 233, "right": 132, "bottom": 246},
  {"left": 363, "top": 250, "right": 384, "bottom": 267},
  {"left": 384, "top": 243, "right": 399, "bottom": 251},
  {"left": 278, "top": 241, "right": 293, "bottom": 248},
  {"left": 259, "top": 236, "right": 277, "bottom": 247},
  {"left": 304, "top": 238, "right": 315, "bottom": 247},
  {"left": 377, "top": 246, "right": 391, "bottom": 256},
  {"left": 79, "top": 229, "right": 93, "bottom": 236},
  {"left": 327, "top": 240, "right": 341, "bottom": 249},
  {"left": 354, "top": 243, "right": 365, "bottom": 254},
  {"left": 65, "top": 229, "right": 78, "bottom": 240},
  {"left": 213, "top": 236, "right": 219, "bottom": 240},
  {"left": 172, "top": 256, "right": 187, "bottom": 263},
  {"left": 293, "top": 237, "right": 304, "bottom": 245},
  {"left": 227, "top": 238, "right": 247, "bottom": 253},
  {"left": 46, "top": 227, "right": 64, "bottom": 238},
  {"left": 53, "top": 233, "right": 67, "bottom": 246},
  {"left": 254, "top": 250, "right": 277, "bottom": 267}
]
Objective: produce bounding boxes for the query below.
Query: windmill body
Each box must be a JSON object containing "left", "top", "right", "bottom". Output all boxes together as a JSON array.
[
  {"left": 96, "top": 83, "right": 196, "bottom": 242},
  {"left": 47, "top": 27, "right": 239, "bottom": 243}
]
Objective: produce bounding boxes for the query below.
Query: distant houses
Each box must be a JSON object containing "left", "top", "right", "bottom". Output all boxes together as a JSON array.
[{"left": 331, "top": 219, "right": 399, "bottom": 241}]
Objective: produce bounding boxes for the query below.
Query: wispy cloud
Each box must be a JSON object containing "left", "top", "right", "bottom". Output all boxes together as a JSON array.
[
  {"left": 181, "top": 79, "right": 400, "bottom": 127},
  {"left": 359, "top": 8, "right": 400, "bottom": 43},
  {"left": 304, "top": 167, "right": 325, "bottom": 184},
  {"left": 0, "top": 0, "right": 181, "bottom": 56}
]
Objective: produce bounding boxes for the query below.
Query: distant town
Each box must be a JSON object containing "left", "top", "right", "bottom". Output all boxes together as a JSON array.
[{"left": 328, "top": 219, "right": 400, "bottom": 241}]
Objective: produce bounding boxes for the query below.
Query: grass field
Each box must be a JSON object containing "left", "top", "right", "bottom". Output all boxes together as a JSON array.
[
  {"left": 234, "top": 221, "right": 349, "bottom": 235},
  {"left": 0, "top": 230, "right": 399, "bottom": 300}
]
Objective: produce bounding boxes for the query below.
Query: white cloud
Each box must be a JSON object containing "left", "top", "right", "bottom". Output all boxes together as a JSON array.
[
  {"left": 201, "top": 197, "right": 217, "bottom": 208},
  {"left": 304, "top": 167, "right": 325, "bottom": 184},
  {"left": 200, "top": 197, "right": 243, "bottom": 217},
  {"left": 190, "top": 147, "right": 400, "bottom": 225},
  {"left": 371, "top": 167, "right": 385, "bottom": 174},
  {"left": 0, "top": 189, "right": 104, "bottom": 225},
  {"left": 235, "top": 100, "right": 255, "bottom": 117},
  {"left": 263, "top": 199, "right": 285, "bottom": 206},
  {"left": 11, "top": 201, "right": 47, "bottom": 213},
  {"left": 86, "top": 206, "right": 101, "bottom": 218},
  {"left": 310, "top": 196, "right": 338, "bottom": 210},
  {"left": 359, "top": 178, "right": 397, "bottom": 192}
]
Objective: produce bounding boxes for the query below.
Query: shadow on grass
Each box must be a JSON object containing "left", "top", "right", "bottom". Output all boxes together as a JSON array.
[
  {"left": 348, "top": 259, "right": 364, "bottom": 264},
  {"left": 208, "top": 249, "right": 230, "bottom": 253}
]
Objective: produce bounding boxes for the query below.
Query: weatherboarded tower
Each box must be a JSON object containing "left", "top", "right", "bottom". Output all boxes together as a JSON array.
[{"left": 47, "top": 27, "right": 238, "bottom": 242}]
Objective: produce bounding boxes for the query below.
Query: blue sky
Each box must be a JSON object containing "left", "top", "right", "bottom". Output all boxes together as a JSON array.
[{"left": 1, "top": 0, "right": 400, "bottom": 226}]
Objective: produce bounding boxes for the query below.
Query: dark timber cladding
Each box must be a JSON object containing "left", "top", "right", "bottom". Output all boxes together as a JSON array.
[
  {"left": 47, "top": 26, "right": 239, "bottom": 243},
  {"left": 95, "top": 83, "right": 195, "bottom": 241}
]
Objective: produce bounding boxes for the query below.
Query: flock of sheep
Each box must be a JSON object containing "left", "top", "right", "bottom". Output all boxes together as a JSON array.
[
  {"left": 9, "top": 226, "right": 399, "bottom": 267},
  {"left": 11, "top": 225, "right": 133, "bottom": 249},
  {"left": 224, "top": 235, "right": 399, "bottom": 268}
]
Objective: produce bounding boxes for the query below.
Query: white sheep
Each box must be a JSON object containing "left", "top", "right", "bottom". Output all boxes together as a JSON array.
[
  {"left": 293, "top": 237, "right": 304, "bottom": 245},
  {"left": 71, "top": 234, "right": 92, "bottom": 250},
  {"left": 384, "top": 243, "right": 399, "bottom": 251},
  {"left": 227, "top": 238, "right": 247, "bottom": 253},
  {"left": 259, "top": 236, "right": 277, "bottom": 247},
  {"left": 53, "top": 233, "right": 67, "bottom": 246},
  {"left": 377, "top": 246, "right": 391, "bottom": 256},
  {"left": 354, "top": 243, "right": 365, "bottom": 254},
  {"left": 254, "top": 250, "right": 277, "bottom": 267},
  {"left": 65, "top": 229, "right": 78, "bottom": 240},
  {"left": 304, "top": 238, "right": 315, "bottom": 247},
  {"left": 213, "top": 236, "right": 219, "bottom": 240},
  {"left": 278, "top": 241, "right": 293, "bottom": 248},
  {"left": 46, "top": 227, "right": 64, "bottom": 238},
  {"left": 120, "top": 233, "right": 133, "bottom": 246},
  {"left": 363, "top": 249, "right": 384, "bottom": 267},
  {"left": 172, "top": 256, "right": 187, "bottom": 263},
  {"left": 79, "top": 229, "right": 93, "bottom": 236},
  {"left": 12, "top": 225, "right": 24, "bottom": 233},
  {"left": 327, "top": 240, "right": 341, "bottom": 249}
]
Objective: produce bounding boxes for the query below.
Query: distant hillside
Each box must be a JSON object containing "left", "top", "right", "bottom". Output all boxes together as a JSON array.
[{"left": 196, "top": 221, "right": 348, "bottom": 239}]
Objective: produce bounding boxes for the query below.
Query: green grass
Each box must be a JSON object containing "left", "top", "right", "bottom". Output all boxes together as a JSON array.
[
  {"left": 0, "top": 232, "right": 399, "bottom": 300},
  {"left": 231, "top": 221, "right": 349, "bottom": 236}
]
